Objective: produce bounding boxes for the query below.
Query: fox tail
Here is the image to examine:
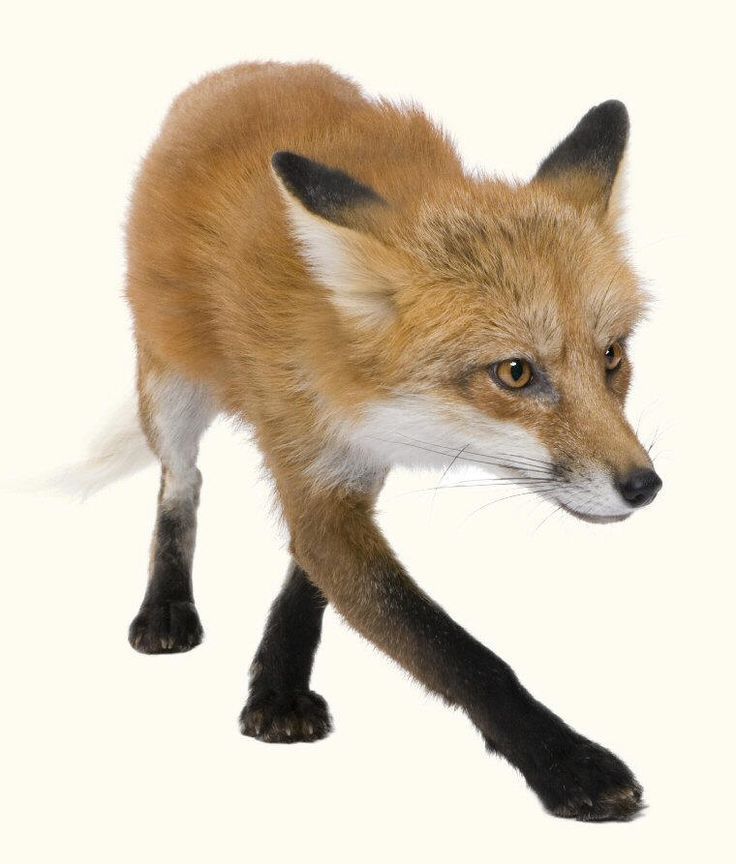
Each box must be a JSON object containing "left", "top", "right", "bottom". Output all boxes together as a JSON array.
[{"left": 46, "top": 396, "right": 155, "bottom": 500}]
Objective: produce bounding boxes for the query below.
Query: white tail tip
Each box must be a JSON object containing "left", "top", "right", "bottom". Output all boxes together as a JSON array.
[{"left": 15, "top": 396, "right": 155, "bottom": 500}]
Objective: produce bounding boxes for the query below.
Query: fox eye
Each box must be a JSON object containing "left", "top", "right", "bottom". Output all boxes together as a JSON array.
[
  {"left": 494, "top": 358, "right": 533, "bottom": 390},
  {"left": 604, "top": 341, "right": 624, "bottom": 371}
]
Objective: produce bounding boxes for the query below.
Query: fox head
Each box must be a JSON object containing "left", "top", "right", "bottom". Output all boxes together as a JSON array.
[{"left": 272, "top": 101, "right": 662, "bottom": 522}]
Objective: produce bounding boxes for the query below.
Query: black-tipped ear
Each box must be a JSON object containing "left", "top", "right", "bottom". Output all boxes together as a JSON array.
[
  {"left": 535, "top": 100, "right": 629, "bottom": 212},
  {"left": 271, "top": 151, "right": 384, "bottom": 227}
]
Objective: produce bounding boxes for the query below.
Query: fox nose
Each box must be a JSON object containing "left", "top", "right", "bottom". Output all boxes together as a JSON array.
[{"left": 616, "top": 469, "right": 662, "bottom": 508}]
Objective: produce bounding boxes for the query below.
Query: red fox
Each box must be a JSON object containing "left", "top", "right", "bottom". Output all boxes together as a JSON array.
[{"left": 116, "top": 61, "right": 661, "bottom": 822}]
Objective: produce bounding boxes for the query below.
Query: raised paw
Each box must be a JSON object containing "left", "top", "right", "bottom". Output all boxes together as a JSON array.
[
  {"left": 239, "top": 689, "right": 332, "bottom": 743},
  {"left": 128, "top": 601, "right": 204, "bottom": 654},
  {"left": 526, "top": 734, "right": 643, "bottom": 822}
]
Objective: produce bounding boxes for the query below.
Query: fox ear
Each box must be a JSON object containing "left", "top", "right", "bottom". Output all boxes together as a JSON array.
[
  {"left": 272, "top": 151, "right": 385, "bottom": 227},
  {"left": 272, "top": 151, "right": 396, "bottom": 327},
  {"left": 534, "top": 101, "right": 629, "bottom": 219}
]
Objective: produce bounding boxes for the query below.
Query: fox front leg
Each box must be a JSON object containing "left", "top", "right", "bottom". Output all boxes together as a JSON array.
[
  {"left": 240, "top": 561, "right": 332, "bottom": 743},
  {"left": 283, "top": 484, "right": 642, "bottom": 822}
]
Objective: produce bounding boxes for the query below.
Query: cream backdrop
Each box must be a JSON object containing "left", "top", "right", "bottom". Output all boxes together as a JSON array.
[{"left": 2, "top": 2, "right": 734, "bottom": 862}]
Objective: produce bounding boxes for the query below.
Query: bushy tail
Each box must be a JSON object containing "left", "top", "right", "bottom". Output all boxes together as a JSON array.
[{"left": 49, "top": 396, "right": 156, "bottom": 499}]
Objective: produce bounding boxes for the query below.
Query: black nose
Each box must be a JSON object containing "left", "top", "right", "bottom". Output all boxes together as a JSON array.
[{"left": 617, "top": 469, "right": 662, "bottom": 508}]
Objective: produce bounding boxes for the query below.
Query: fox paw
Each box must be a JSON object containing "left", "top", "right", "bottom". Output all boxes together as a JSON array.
[
  {"left": 240, "top": 689, "right": 332, "bottom": 743},
  {"left": 128, "top": 601, "right": 204, "bottom": 654},
  {"left": 529, "top": 735, "right": 643, "bottom": 822}
]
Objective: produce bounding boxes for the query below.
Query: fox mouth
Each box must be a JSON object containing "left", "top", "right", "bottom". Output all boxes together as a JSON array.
[{"left": 558, "top": 502, "right": 631, "bottom": 524}]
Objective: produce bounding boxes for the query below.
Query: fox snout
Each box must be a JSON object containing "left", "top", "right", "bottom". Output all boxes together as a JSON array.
[
  {"left": 616, "top": 468, "right": 662, "bottom": 509},
  {"left": 527, "top": 402, "right": 663, "bottom": 522}
]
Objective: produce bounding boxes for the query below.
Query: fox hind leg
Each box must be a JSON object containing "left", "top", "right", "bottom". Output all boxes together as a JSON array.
[
  {"left": 240, "top": 561, "right": 332, "bottom": 742},
  {"left": 129, "top": 363, "right": 215, "bottom": 654}
]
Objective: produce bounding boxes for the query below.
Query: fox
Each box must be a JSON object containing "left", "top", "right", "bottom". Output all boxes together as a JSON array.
[{"left": 110, "top": 61, "right": 662, "bottom": 822}]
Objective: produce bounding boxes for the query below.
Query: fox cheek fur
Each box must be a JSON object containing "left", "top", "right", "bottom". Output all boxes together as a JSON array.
[{"left": 120, "top": 62, "right": 661, "bottom": 821}]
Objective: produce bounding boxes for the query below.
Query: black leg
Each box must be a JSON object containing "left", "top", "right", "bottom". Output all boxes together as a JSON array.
[
  {"left": 128, "top": 470, "right": 204, "bottom": 654},
  {"left": 240, "top": 561, "right": 332, "bottom": 743},
  {"left": 285, "top": 489, "right": 644, "bottom": 821}
]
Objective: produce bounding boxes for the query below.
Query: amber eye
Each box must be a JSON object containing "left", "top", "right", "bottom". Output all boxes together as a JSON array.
[
  {"left": 604, "top": 341, "right": 624, "bottom": 371},
  {"left": 494, "top": 358, "right": 533, "bottom": 390}
]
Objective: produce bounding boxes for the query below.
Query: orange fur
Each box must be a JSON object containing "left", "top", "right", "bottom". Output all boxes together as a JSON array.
[{"left": 127, "top": 62, "right": 651, "bottom": 508}]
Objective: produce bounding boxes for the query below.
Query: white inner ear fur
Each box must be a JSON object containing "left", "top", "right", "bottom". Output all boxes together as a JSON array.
[
  {"left": 278, "top": 188, "right": 395, "bottom": 328},
  {"left": 604, "top": 150, "right": 629, "bottom": 230}
]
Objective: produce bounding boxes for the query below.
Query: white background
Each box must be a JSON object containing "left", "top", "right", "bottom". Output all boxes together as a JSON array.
[{"left": 2, "top": 2, "right": 734, "bottom": 861}]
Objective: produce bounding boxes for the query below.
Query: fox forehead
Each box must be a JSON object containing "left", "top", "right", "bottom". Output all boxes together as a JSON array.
[{"left": 393, "top": 188, "right": 647, "bottom": 365}]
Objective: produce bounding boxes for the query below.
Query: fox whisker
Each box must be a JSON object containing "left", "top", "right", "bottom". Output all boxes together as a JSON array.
[
  {"left": 462, "top": 487, "right": 562, "bottom": 525},
  {"left": 368, "top": 435, "right": 501, "bottom": 470},
  {"left": 430, "top": 442, "right": 471, "bottom": 515},
  {"left": 384, "top": 433, "right": 559, "bottom": 478},
  {"left": 646, "top": 427, "right": 663, "bottom": 454},
  {"left": 404, "top": 478, "right": 565, "bottom": 496},
  {"left": 534, "top": 502, "right": 564, "bottom": 532}
]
